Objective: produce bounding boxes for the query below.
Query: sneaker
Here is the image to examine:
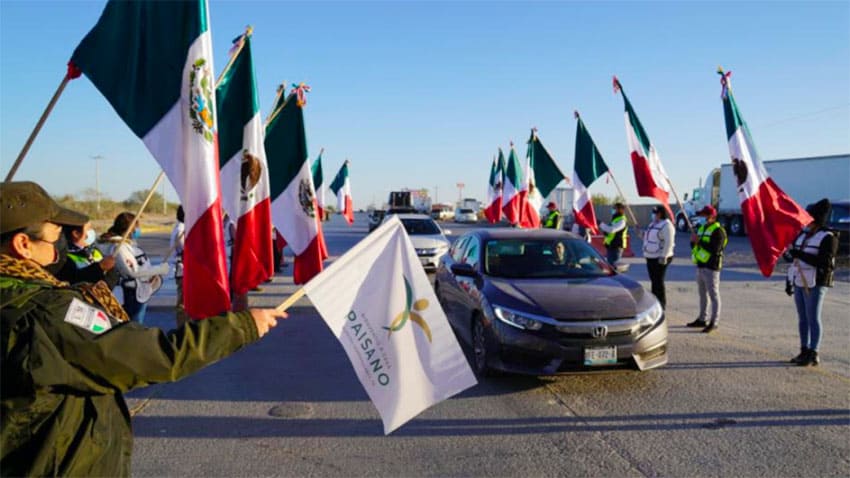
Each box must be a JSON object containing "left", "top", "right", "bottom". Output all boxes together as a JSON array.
[
  {"left": 701, "top": 323, "right": 718, "bottom": 334},
  {"left": 687, "top": 319, "right": 708, "bottom": 328}
]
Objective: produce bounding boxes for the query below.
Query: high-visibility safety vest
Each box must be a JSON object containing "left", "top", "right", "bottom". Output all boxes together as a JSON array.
[
  {"left": 67, "top": 247, "right": 104, "bottom": 269},
  {"left": 691, "top": 222, "right": 728, "bottom": 265},
  {"left": 543, "top": 210, "right": 561, "bottom": 229},
  {"left": 604, "top": 215, "right": 628, "bottom": 249}
]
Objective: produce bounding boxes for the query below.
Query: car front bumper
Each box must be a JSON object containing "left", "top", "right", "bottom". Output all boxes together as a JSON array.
[{"left": 483, "top": 315, "right": 668, "bottom": 374}]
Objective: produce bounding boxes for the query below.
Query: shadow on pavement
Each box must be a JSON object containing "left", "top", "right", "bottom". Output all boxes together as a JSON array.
[{"left": 132, "top": 408, "right": 850, "bottom": 438}]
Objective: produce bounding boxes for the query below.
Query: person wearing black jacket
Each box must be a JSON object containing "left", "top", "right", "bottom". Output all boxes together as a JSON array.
[
  {"left": 786, "top": 198, "right": 838, "bottom": 367},
  {"left": 47, "top": 220, "right": 119, "bottom": 289}
]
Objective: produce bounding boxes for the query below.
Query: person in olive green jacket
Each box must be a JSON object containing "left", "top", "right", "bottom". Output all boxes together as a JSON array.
[{"left": 0, "top": 181, "right": 286, "bottom": 477}]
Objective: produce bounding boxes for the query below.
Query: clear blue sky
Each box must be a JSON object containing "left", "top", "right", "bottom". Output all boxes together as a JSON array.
[{"left": 2, "top": 1, "right": 848, "bottom": 209}]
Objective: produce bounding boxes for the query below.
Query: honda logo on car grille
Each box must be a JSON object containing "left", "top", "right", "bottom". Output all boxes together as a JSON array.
[{"left": 591, "top": 325, "right": 608, "bottom": 338}]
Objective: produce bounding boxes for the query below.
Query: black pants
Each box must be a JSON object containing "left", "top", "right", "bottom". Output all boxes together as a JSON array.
[{"left": 646, "top": 257, "right": 669, "bottom": 309}]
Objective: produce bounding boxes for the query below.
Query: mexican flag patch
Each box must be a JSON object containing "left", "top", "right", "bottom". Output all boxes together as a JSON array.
[{"left": 63, "top": 298, "right": 113, "bottom": 334}]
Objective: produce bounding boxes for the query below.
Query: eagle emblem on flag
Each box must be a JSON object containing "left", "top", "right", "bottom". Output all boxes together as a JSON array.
[
  {"left": 189, "top": 58, "right": 215, "bottom": 143},
  {"left": 298, "top": 178, "right": 316, "bottom": 218},
  {"left": 240, "top": 150, "right": 262, "bottom": 201}
]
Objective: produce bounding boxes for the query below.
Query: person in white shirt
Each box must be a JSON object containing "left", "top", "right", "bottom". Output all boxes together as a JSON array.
[
  {"left": 102, "top": 212, "right": 169, "bottom": 324},
  {"left": 169, "top": 206, "right": 186, "bottom": 327},
  {"left": 642, "top": 206, "right": 675, "bottom": 309}
]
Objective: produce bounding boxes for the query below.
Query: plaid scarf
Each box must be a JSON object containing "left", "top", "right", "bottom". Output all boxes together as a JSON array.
[{"left": 0, "top": 253, "right": 129, "bottom": 322}]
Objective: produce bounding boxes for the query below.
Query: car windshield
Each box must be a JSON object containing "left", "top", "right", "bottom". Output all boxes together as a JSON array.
[
  {"left": 484, "top": 238, "right": 614, "bottom": 278},
  {"left": 400, "top": 218, "right": 441, "bottom": 235},
  {"left": 459, "top": 209, "right": 474, "bottom": 214}
]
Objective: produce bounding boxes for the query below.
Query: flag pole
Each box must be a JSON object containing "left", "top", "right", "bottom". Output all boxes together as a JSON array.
[
  {"left": 265, "top": 84, "right": 287, "bottom": 127},
  {"left": 665, "top": 176, "right": 697, "bottom": 236},
  {"left": 215, "top": 26, "right": 252, "bottom": 88},
  {"left": 604, "top": 171, "right": 640, "bottom": 228},
  {"left": 275, "top": 287, "right": 306, "bottom": 313},
  {"left": 112, "top": 171, "right": 167, "bottom": 256},
  {"left": 4, "top": 65, "right": 81, "bottom": 182}
]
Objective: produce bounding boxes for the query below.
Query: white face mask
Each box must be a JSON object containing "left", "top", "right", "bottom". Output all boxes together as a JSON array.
[{"left": 84, "top": 228, "right": 97, "bottom": 246}]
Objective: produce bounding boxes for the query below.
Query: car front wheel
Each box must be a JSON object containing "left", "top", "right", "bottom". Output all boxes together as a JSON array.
[{"left": 472, "top": 315, "right": 492, "bottom": 377}]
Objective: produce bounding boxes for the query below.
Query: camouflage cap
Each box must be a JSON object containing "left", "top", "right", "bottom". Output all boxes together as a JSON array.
[{"left": 0, "top": 181, "right": 89, "bottom": 234}]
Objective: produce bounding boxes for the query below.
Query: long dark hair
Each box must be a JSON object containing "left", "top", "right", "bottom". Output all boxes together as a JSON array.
[{"left": 102, "top": 212, "right": 136, "bottom": 241}]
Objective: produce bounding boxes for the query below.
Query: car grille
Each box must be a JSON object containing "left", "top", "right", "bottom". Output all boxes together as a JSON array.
[{"left": 553, "top": 318, "right": 648, "bottom": 340}]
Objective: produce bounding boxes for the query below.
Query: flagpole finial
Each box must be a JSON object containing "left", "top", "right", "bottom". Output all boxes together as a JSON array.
[
  {"left": 291, "top": 82, "right": 311, "bottom": 107},
  {"left": 718, "top": 67, "right": 733, "bottom": 98},
  {"left": 509, "top": 141, "right": 514, "bottom": 148},
  {"left": 612, "top": 76, "right": 621, "bottom": 94},
  {"left": 319, "top": 147, "right": 324, "bottom": 154},
  {"left": 573, "top": 110, "right": 580, "bottom": 119}
]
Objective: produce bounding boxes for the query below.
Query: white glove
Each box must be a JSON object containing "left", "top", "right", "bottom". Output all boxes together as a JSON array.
[{"left": 155, "top": 263, "right": 170, "bottom": 276}]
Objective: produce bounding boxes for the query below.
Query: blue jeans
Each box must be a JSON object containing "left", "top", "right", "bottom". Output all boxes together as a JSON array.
[
  {"left": 793, "top": 286, "right": 827, "bottom": 351},
  {"left": 606, "top": 247, "right": 623, "bottom": 265},
  {"left": 123, "top": 287, "right": 149, "bottom": 325}
]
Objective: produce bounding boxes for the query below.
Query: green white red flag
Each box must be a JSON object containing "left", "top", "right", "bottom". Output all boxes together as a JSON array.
[
  {"left": 312, "top": 149, "right": 326, "bottom": 221},
  {"left": 718, "top": 69, "right": 811, "bottom": 276},
  {"left": 303, "top": 215, "right": 477, "bottom": 434},
  {"left": 613, "top": 76, "right": 674, "bottom": 220},
  {"left": 522, "top": 129, "right": 566, "bottom": 228},
  {"left": 572, "top": 113, "right": 610, "bottom": 234},
  {"left": 484, "top": 152, "right": 504, "bottom": 224},
  {"left": 329, "top": 160, "right": 354, "bottom": 225},
  {"left": 216, "top": 31, "right": 274, "bottom": 294},
  {"left": 70, "top": 0, "right": 230, "bottom": 317},
  {"left": 501, "top": 146, "right": 523, "bottom": 226},
  {"left": 264, "top": 86, "right": 328, "bottom": 284}
]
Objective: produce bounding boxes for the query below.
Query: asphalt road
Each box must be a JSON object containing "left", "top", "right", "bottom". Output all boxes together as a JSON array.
[{"left": 128, "top": 214, "right": 850, "bottom": 477}]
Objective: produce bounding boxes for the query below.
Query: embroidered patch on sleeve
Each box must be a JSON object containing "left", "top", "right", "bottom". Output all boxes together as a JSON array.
[{"left": 63, "top": 298, "right": 113, "bottom": 335}]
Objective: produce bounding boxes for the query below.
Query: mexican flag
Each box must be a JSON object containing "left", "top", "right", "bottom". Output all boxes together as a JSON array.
[
  {"left": 572, "top": 114, "right": 610, "bottom": 234},
  {"left": 312, "top": 149, "right": 326, "bottom": 221},
  {"left": 265, "top": 86, "right": 328, "bottom": 284},
  {"left": 484, "top": 152, "right": 504, "bottom": 224},
  {"left": 613, "top": 76, "right": 674, "bottom": 220},
  {"left": 303, "top": 215, "right": 477, "bottom": 434},
  {"left": 330, "top": 160, "right": 354, "bottom": 225},
  {"left": 522, "top": 129, "right": 566, "bottom": 228},
  {"left": 719, "top": 69, "right": 811, "bottom": 277},
  {"left": 216, "top": 32, "right": 274, "bottom": 295},
  {"left": 501, "top": 146, "right": 524, "bottom": 226},
  {"left": 70, "top": 0, "right": 230, "bottom": 317}
]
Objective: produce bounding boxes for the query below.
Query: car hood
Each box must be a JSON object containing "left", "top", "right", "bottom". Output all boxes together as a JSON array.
[
  {"left": 409, "top": 234, "right": 449, "bottom": 248},
  {"left": 487, "top": 275, "right": 650, "bottom": 320}
]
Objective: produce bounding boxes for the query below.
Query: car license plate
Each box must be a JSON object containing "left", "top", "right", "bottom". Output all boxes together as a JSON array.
[
  {"left": 584, "top": 346, "right": 617, "bottom": 366},
  {"left": 419, "top": 257, "right": 431, "bottom": 266}
]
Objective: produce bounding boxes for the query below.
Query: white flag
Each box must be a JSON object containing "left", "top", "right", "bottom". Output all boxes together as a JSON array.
[{"left": 304, "top": 215, "right": 477, "bottom": 434}]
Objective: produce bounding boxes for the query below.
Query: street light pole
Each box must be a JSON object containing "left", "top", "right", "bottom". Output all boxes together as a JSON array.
[{"left": 91, "top": 155, "right": 104, "bottom": 215}]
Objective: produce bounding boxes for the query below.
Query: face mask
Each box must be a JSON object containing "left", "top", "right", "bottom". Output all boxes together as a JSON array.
[
  {"left": 84, "top": 228, "right": 97, "bottom": 246},
  {"left": 132, "top": 228, "right": 141, "bottom": 239},
  {"left": 43, "top": 236, "right": 66, "bottom": 274}
]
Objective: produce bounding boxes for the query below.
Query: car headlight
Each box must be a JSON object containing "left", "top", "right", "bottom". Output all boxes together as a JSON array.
[
  {"left": 493, "top": 305, "right": 543, "bottom": 331},
  {"left": 636, "top": 300, "right": 663, "bottom": 327}
]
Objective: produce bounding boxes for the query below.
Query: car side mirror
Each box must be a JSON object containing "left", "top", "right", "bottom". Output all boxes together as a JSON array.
[{"left": 450, "top": 262, "right": 477, "bottom": 277}]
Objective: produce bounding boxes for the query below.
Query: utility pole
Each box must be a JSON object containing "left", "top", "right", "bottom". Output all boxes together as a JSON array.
[
  {"left": 456, "top": 182, "right": 464, "bottom": 206},
  {"left": 434, "top": 185, "right": 438, "bottom": 204},
  {"left": 91, "top": 155, "right": 104, "bottom": 215}
]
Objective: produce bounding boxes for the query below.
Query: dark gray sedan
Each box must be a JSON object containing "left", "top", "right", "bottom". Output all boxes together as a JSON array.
[{"left": 434, "top": 229, "right": 667, "bottom": 376}]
